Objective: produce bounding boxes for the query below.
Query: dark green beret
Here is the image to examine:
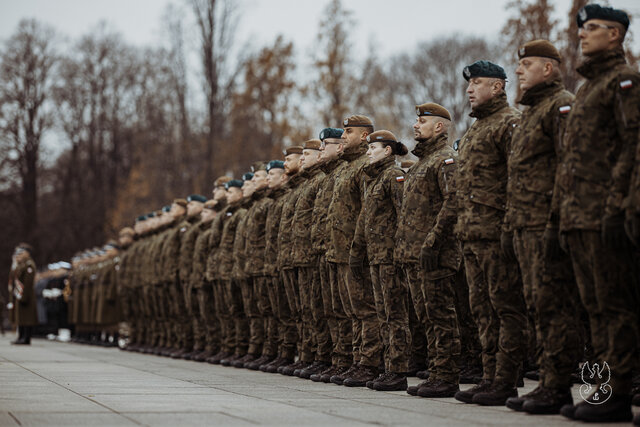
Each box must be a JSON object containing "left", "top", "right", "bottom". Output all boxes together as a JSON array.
[
  {"left": 136, "top": 215, "right": 147, "bottom": 222},
  {"left": 148, "top": 211, "right": 158, "bottom": 218},
  {"left": 463, "top": 60, "right": 507, "bottom": 81},
  {"left": 518, "top": 39, "right": 562, "bottom": 62},
  {"left": 225, "top": 179, "right": 244, "bottom": 189},
  {"left": 242, "top": 172, "right": 254, "bottom": 181},
  {"left": 577, "top": 4, "right": 629, "bottom": 30},
  {"left": 319, "top": 128, "right": 344, "bottom": 141},
  {"left": 266, "top": 160, "right": 285, "bottom": 171},
  {"left": 162, "top": 205, "right": 171, "bottom": 213},
  {"left": 187, "top": 194, "right": 207, "bottom": 203}
]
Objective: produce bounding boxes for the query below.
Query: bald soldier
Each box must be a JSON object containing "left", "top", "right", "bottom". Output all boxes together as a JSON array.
[
  {"left": 554, "top": 5, "right": 640, "bottom": 423},
  {"left": 500, "top": 40, "right": 582, "bottom": 415},
  {"left": 453, "top": 60, "right": 527, "bottom": 406}
]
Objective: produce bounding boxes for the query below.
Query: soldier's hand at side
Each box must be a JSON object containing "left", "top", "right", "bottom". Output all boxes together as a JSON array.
[
  {"left": 500, "top": 231, "right": 516, "bottom": 263},
  {"left": 543, "top": 227, "right": 561, "bottom": 260},
  {"left": 419, "top": 245, "right": 439, "bottom": 272},
  {"left": 624, "top": 212, "right": 640, "bottom": 247},
  {"left": 602, "top": 214, "right": 632, "bottom": 250}
]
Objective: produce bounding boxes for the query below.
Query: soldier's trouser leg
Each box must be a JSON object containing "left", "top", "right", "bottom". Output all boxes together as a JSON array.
[
  {"left": 197, "top": 283, "right": 220, "bottom": 352},
  {"left": 276, "top": 273, "right": 298, "bottom": 360},
  {"left": 371, "top": 264, "right": 410, "bottom": 373},
  {"left": 297, "top": 267, "right": 326, "bottom": 363},
  {"left": 566, "top": 230, "right": 639, "bottom": 394},
  {"left": 424, "top": 274, "right": 462, "bottom": 383},
  {"left": 214, "top": 280, "right": 234, "bottom": 354},
  {"left": 318, "top": 257, "right": 337, "bottom": 365},
  {"left": 513, "top": 229, "right": 581, "bottom": 389},
  {"left": 403, "top": 264, "right": 435, "bottom": 372},
  {"left": 181, "top": 281, "right": 196, "bottom": 350},
  {"left": 283, "top": 268, "right": 309, "bottom": 362},
  {"left": 463, "top": 240, "right": 527, "bottom": 385},
  {"left": 254, "top": 276, "right": 277, "bottom": 357},
  {"left": 453, "top": 267, "right": 482, "bottom": 367},
  {"left": 266, "top": 277, "right": 285, "bottom": 358},
  {"left": 328, "top": 262, "right": 352, "bottom": 367},
  {"left": 226, "top": 279, "right": 248, "bottom": 356},
  {"left": 241, "top": 277, "right": 263, "bottom": 356},
  {"left": 308, "top": 264, "right": 332, "bottom": 364}
]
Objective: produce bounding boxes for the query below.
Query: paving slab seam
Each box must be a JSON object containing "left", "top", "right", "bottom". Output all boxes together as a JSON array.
[{"left": 7, "top": 411, "right": 21, "bottom": 426}]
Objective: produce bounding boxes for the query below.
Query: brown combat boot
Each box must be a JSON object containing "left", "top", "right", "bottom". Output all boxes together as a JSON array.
[
  {"left": 343, "top": 365, "right": 378, "bottom": 387},
  {"left": 521, "top": 386, "right": 573, "bottom": 414},
  {"left": 472, "top": 380, "right": 517, "bottom": 406},
  {"left": 372, "top": 372, "right": 408, "bottom": 391},
  {"left": 417, "top": 379, "right": 459, "bottom": 398},
  {"left": 454, "top": 379, "right": 493, "bottom": 403}
]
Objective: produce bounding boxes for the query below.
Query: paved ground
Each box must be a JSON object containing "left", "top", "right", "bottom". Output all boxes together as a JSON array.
[{"left": 0, "top": 334, "right": 632, "bottom": 426}]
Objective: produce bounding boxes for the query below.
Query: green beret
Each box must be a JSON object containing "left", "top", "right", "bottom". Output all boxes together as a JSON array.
[
  {"left": 136, "top": 215, "right": 147, "bottom": 222},
  {"left": 187, "top": 194, "right": 207, "bottom": 203},
  {"left": 319, "top": 128, "right": 343, "bottom": 141},
  {"left": 415, "top": 103, "right": 451, "bottom": 120},
  {"left": 225, "top": 179, "right": 244, "bottom": 189},
  {"left": 463, "top": 60, "right": 507, "bottom": 81},
  {"left": 342, "top": 115, "right": 374, "bottom": 129},
  {"left": 242, "top": 172, "right": 254, "bottom": 181},
  {"left": 518, "top": 39, "right": 561, "bottom": 62},
  {"left": 161, "top": 206, "right": 171, "bottom": 213},
  {"left": 266, "top": 160, "right": 285, "bottom": 171},
  {"left": 577, "top": 4, "right": 629, "bottom": 30}
]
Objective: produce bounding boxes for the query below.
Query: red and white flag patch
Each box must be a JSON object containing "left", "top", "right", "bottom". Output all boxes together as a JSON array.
[
  {"left": 620, "top": 80, "right": 633, "bottom": 90},
  {"left": 396, "top": 176, "right": 405, "bottom": 182},
  {"left": 444, "top": 158, "right": 455, "bottom": 164},
  {"left": 559, "top": 105, "right": 571, "bottom": 114}
]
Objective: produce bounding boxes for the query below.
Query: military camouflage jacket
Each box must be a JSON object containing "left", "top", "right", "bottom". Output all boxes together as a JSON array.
[
  {"left": 504, "top": 79, "right": 574, "bottom": 231},
  {"left": 395, "top": 134, "right": 460, "bottom": 275},
  {"left": 555, "top": 48, "right": 640, "bottom": 232},
  {"left": 311, "top": 158, "right": 347, "bottom": 256},
  {"left": 292, "top": 164, "right": 326, "bottom": 267},
  {"left": 455, "top": 93, "right": 521, "bottom": 241},
  {"left": 626, "top": 134, "right": 640, "bottom": 217},
  {"left": 351, "top": 156, "right": 403, "bottom": 265},
  {"left": 205, "top": 204, "right": 229, "bottom": 281},
  {"left": 217, "top": 202, "right": 246, "bottom": 281},
  {"left": 326, "top": 143, "right": 369, "bottom": 263},
  {"left": 178, "top": 217, "right": 201, "bottom": 284},
  {"left": 243, "top": 188, "right": 272, "bottom": 277},
  {"left": 232, "top": 199, "right": 252, "bottom": 280},
  {"left": 264, "top": 186, "right": 288, "bottom": 277},
  {"left": 192, "top": 221, "right": 214, "bottom": 287},
  {"left": 277, "top": 173, "right": 307, "bottom": 270},
  {"left": 160, "top": 219, "right": 185, "bottom": 283}
]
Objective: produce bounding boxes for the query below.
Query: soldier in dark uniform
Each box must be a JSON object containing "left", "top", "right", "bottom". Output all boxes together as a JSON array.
[
  {"left": 9, "top": 244, "right": 38, "bottom": 345},
  {"left": 554, "top": 5, "right": 640, "bottom": 423}
]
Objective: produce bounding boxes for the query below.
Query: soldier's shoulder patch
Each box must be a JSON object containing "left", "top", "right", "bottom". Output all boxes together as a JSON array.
[
  {"left": 620, "top": 80, "right": 633, "bottom": 90},
  {"left": 444, "top": 158, "right": 455, "bottom": 165},
  {"left": 396, "top": 176, "right": 405, "bottom": 182},
  {"left": 559, "top": 105, "right": 571, "bottom": 114}
]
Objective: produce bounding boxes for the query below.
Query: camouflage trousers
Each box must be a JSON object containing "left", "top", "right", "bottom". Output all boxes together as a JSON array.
[
  {"left": 565, "top": 230, "right": 639, "bottom": 394},
  {"left": 513, "top": 229, "right": 582, "bottom": 389},
  {"left": 196, "top": 282, "right": 221, "bottom": 353},
  {"left": 327, "top": 262, "right": 353, "bottom": 367},
  {"left": 273, "top": 273, "right": 298, "bottom": 360},
  {"left": 297, "top": 268, "right": 318, "bottom": 364},
  {"left": 224, "top": 279, "right": 249, "bottom": 356},
  {"left": 213, "top": 279, "right": 234, "bottom": 354},
  {"left": 462, "top": 240, "right": 527, "bottom": 385},
  {"left": 370, "top": 264, "right": 410, "bottom": 373},
  {"left": 282, "top": 268, "right": 314, "bottom": 362},
  {"left": 241, "top": 278, "right": 264, "bottom": 356},
  {"left": 170, "top": 280, "right": 191, "bottom": 350},
  {"left": 318, "top": 256, "right": 340, "bottom": 366},
  {"left": 299, "top": 265, "right": 331, "bottom": 364},
  {"left": 339, "top": 263, "right": 382, "bottom": 368},
  {"left": 253, "top": 276, "right": 278, "bottom": 358},
  {"left": 182, "top": 280, "right": 199, "bottom": 351},
  {"left": 453, "top": 267, "right": 482, "bottom": 367}
]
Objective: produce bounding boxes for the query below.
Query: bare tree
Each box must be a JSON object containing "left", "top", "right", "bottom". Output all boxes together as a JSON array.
[{"left": 0, "top": 19, "right": 57, "bottom": 247}]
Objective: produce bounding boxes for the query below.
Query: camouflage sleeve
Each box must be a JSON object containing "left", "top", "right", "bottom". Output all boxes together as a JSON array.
[
  {"left": 606, "top": 74, "right": 640, "bottom": 219},
  {"left": 495, "top": 114, "right": 520, "bottom": 159},
  {"left": 350, "top": 208, "right": 366, "bottom": 262},
  {"left": 548, "top": 98, "right": 574, "bottom": 228},
  {"left": 425, "top": 159, "right": 458, "bottom": 248},
  {"left": 626, "top": 133, "right": 640, "bottom": 216}
]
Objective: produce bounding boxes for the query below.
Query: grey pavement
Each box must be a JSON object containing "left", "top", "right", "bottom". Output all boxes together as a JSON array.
[{"left": 0, "top": 334, "right": 633, "bottom": 426}]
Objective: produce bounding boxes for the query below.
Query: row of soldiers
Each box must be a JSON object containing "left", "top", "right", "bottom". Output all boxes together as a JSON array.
[{"left": 56, "top": 4, "right": 639, "bottom": 425}]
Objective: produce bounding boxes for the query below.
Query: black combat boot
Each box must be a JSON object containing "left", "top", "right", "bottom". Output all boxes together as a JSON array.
[
  {"left": 407, "top": 378, "right": 435, "bottom": 396},
  {"left": 372, "top": 372, "right": 407, "bottom": 391},
  {"left": 246, "top": 354, "right": 274, "bottom": 371},
  {"left": 280, "top": 360, "right": 305, "bottom": 376},
  {"left": 573, "top": 393, "right": 633, "bottom": 423},
  {"left": 459, "top": 364, "right": 483, "bottom": 384},
  {"left": 472, "top": 380, "right": 517, "bottom": 406},
  {"left": 506, "top": 385, "right": 543, "bottom": 411},
  {"left": 343, "top": 365, "right": 378, "bottom": 387},
  {"left": 207, "top": 350, "right": 231, "bottom": 364},
  {"left": 330, "top": 364, "right": 359, "bottom": 385},
  {"left": 416, "top": 379, "right": 459, "bottom": 398},
  {"left": 264, "top": 357, "right": 293, "bottom": 373},
  {"left": 312, "top": 365, "right": 343, "bottom": 383},
  {"left": 416, "top": 370, "right": 430, "bottom": 379},
  {"left": 521, "top": 386, "right": 573, "bottom": 414},
  {"left": 300, "top": 361, "right": 330, "bottom": 379},
  {"left": 454, "top": 379, "right": 493, "bottom": 404}
]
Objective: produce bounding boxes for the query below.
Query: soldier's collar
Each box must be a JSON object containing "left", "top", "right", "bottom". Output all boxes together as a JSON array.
[
  {"left": 340, "top": 141, "right": 367, "bottom": 162},
  {"left": 412, "top": 133, "right": 448, "bottom": 159},
  {"left": 363, "top": 155, "right": 395, "bottom": 178},
  {"left": 469, "top": 92, "right": 508, "bottom": 119},
  {"left": 577, "top": 47, "right": 627, "bottom": 80},
  {"left": 519, "top": 78, "right": 564, "bottom": 106}
]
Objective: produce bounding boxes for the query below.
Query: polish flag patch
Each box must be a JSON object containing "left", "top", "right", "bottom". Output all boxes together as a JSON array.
[
  {"left": 396, "top": 176, "right": 405, "bottom": 182},
  {"left": 620, "top": 80, "right": 633, "bottom": 90},
  {"left": 444, "top": 158, "right": 455, "bottom": 164},
  {"left": 559, "top": 105, "right": 571, "bottom": 114}
]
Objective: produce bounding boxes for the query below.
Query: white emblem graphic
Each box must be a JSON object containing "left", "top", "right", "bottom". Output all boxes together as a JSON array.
[
  {"left": 463, "top": 67, "right": 471, "bottom": 79},
  {"left": 579, "top": 8, "right": 587, "bottom": 23},
  {"left": 580, "top": 361, "right": 612, "bottom": 405},
  {"left": 343, "top": 118, "right": 349, "bottom": 126},
  {"left": 519, "top": 46, "right": 526, "bottom": 56},
  {"left": 416, "top": 107, "right": 421, "bottom": 115}
]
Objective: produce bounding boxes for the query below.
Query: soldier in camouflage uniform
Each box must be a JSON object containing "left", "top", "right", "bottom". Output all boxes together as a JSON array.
[
  {"left": 350, "top": 130, "right": 409, "bottom": 391},
  {"left": 396, "top": 103, "right": 462, "bottom": 398},
  {"left": 453, "top": 60, "right": 528, "bottom": 406},
  {"left": 9, "top": 244, "right": 37, "bottom": 345},
  {"left": 554, "top": 5, "right": 640, "bottom": 423},
  {"left": 309, "top": 129, "right": 350, "bottom": 383},
  {"left": 292, "top": 139, "right": 330, "bottom": 378},
  {"left": 327, "top": 115, "right": 381, "bottom": 387},
  {"left": 95, "top": 241, "right": 121, "bottom": 345},
  {"left": 499, "top": 40, "right": 582, "bottom": 415}
]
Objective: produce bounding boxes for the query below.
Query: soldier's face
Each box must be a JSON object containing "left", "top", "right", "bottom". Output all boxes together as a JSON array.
[
  {"left": 284, "top": 154, "right": 301, "bottom": 175},
  {"left": 242, "top": 180, "right": 255, "bottom": 197},
  {"left": 301, "top": 149, "right": 321, "bottom": 169},
  {"left": 212, "top": 186, "right": 226, "bottom": 201},
  {"left": 319, "top": 138, "right": 342, "bottom": 161},
  {"left": 516, "top": 57, "right": 547, "bottom": 91},
  {"left": 267, "top": 168, "right": 286, "bottom": 188},
  {"left": 119, "top": 235, "right": 133, "bottom": 247},
  {"left": 171, "top": 203, "right": 186, "bottom": 219},
  {"left": 413, "top": 116, "right": 436, "bottom": 141},
  {"left": 201, "top": 209, "right": 215, "bottom": 222},
  {"left": 252, "top": 170, "right": 268, "bottom": 190},
  {"left": 226, "top": 187, "right": 243, "bottom": 203},
  {"left": 187, "top": 201, "right": 203, "bottom": 217},
  {"left": 579, "top": 19, "right": 620, "bottom": 56},
  {"left": 366, "top": 142, "right": 390, "bottom": 164},
  {"left": 341, "top": 127, "right": 366, "bottom": 148},
  {"left": 466, "top": 77, "right": 496, "bottom": 108}
]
